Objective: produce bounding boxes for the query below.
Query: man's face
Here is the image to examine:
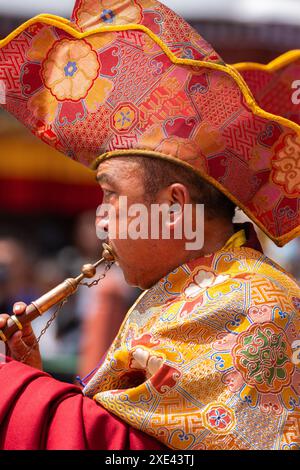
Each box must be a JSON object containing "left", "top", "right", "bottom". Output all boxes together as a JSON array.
[
  {"left": 95, "top": 157, "right": 208, "bottom": 288},
  {"left": 96, "top": 157, "right": 160, "bottom": 288}
]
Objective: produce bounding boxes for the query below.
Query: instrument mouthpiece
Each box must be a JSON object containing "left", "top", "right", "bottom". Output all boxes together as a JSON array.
[{"left": 102, "top": 243, "right": 115, "bottom": 262}]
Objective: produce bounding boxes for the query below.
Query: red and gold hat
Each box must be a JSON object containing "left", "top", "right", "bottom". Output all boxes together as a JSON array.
[{"left": 0, "top": 0, "right": 299, "bottom": 246}]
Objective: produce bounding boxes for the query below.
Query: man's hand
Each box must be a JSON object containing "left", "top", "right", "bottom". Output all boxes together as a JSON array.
[{"left": 0, "top": 302, "right": 42, "bottom": 370}]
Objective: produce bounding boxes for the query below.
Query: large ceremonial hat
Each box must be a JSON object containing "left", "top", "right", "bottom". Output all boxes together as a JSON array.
[{"left": 0, "top": 0, "right": 299, "bottom": 246}]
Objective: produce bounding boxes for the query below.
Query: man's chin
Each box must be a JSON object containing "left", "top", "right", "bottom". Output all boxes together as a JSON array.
[
  {"left": 113, "top": 255, "right": 156, "bottom": 289},
  {"left": 126, "top": 273, "right": 155, "bottom": 290},
  {"left": 121, "top": 267, "right": 149, "bottom": 290}
]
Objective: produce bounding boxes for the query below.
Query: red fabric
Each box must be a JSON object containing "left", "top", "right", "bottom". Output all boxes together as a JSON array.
[{"left": 0, "top": 358, "right": 166, "bottom": 450}]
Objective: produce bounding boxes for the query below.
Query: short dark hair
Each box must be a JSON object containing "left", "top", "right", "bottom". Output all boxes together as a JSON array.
[{"left": 137, "top": 156, "right": 236, "bottom": 221}]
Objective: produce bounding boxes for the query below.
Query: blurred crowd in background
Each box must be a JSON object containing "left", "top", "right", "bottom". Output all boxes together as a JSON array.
[
  {"left": 0, "top": 0, "right": 300, "bottom": 383},
  {"left": 0, "top": 211, "right": 141, "bottom": 383}
]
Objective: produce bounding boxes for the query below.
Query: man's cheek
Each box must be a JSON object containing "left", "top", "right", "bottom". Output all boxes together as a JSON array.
[{"left": 108, "top": 217, "right": 131, "bottom": 242}]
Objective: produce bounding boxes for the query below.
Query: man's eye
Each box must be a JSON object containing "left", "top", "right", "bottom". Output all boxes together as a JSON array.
[{"left": 103, "top": 190, "right": 115, "bottom": 198}]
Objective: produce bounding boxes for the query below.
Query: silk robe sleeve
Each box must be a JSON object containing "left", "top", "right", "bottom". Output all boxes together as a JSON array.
[{"left": 0, "top": 357, "right": 166, "bottom": 450}]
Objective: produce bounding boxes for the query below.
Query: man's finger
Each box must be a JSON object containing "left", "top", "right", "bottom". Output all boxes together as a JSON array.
[
  {"left": 0, "top": 310, "right": 33, "bottom": 343},
  {"left": 0, "top": 314, "right": 10, "bottom": 328},
  {"left": 12, "top": 302, "right": 33, "bottom": 338},
  {"left": 7, "top": 331, "right": 31, "bottom": 361},
  {"left": 13, "top": 302, "right": 27, "bottom": 316}
]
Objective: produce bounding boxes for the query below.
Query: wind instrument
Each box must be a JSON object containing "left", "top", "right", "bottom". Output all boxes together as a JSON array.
[{"left": 0, "top": 243, "right": 115, "bottom": 343}]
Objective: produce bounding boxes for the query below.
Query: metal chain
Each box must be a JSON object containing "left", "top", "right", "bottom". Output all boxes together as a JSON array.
[
  {"left": 79, "top": 261, "right": 113, "bottom": 288},
  {"left": 35, "top": 299, "right": 68, "bottom": 345},
  {"left": 19, "top": 298, "right": 67, "bottom": 363},
  {"left": 19, "top": 261, "right": 113, "bottom": 363}
]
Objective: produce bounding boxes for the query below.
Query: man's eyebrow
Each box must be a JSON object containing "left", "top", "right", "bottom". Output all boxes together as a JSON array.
[{"left": 95, "top": 172, "right": 117, "bottom": 186}]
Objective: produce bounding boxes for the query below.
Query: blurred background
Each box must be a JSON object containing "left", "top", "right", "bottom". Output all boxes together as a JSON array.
[{"left": 0, "top": 0, "right": 299, "bottom": 383}]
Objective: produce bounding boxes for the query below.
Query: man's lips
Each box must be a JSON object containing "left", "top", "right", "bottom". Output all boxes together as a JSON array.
[{"left": 103, "top": 239, "right": 118, "bottom": 261}]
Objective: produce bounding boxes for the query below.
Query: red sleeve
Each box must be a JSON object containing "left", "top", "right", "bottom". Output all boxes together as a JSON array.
[{"left": 0, "top": 358, "right": 166, "bottom": 450}]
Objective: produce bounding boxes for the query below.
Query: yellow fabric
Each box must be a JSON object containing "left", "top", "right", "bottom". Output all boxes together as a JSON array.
[
  {"left": 84, "top": 234, "right": 300, "bottom": 449},
  {"left": 233, "top": 49, "right": 300, "bottom": 72},
  {"left": 221, "top": 229, "right": 246, "bottom": 250}
]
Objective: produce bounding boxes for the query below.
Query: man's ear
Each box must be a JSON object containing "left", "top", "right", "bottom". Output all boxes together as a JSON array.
[
  {"left": 153, "top": 183, "right": 191, "bottom": 235},
  {"left": 168, "top": 202, "right": 182, "bottom": 222},
  {"left": 156, "top": 183, "right": 190, "bottom": 208}
]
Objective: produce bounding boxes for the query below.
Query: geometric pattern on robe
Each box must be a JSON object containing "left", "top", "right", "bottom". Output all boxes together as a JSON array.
[{"left": 84, "top": 229, "right": 300, "bottom": 450}]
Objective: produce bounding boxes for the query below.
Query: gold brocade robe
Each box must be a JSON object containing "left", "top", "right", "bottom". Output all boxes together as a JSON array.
[{"left": 84, "top": 231, "right": 300, "bottom": 450}]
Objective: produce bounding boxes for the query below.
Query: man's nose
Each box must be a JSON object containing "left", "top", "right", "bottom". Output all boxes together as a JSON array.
[{"left": 95, "top": 214, "right": 109, "bottom": 240}]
